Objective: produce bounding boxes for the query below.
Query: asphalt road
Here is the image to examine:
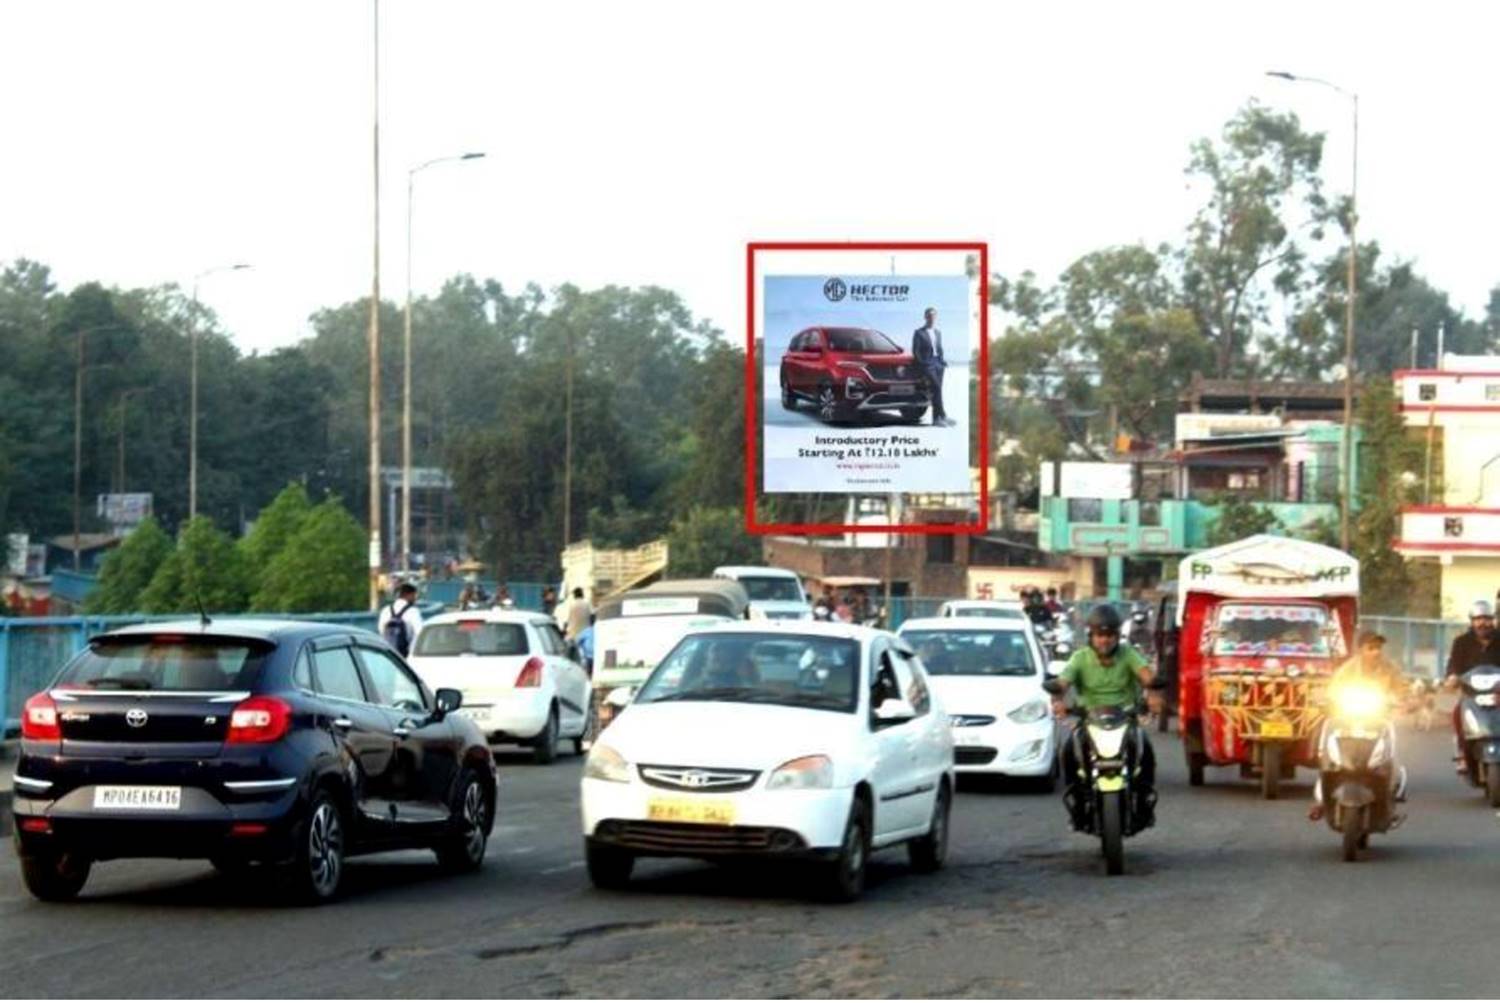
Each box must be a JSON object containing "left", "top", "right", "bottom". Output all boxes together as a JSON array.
[{"left": 2, "top": 722, "right": 1496, "bottom": 999}]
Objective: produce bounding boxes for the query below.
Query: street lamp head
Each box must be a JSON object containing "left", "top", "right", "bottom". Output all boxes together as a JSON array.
[
  {"left": 1266, "top": 71, "right": 1297, "bottom": 80},
  {"left": 231, "top": 263, "right": 252, "bottom": 271},
  {"left": 461, "top": 152, "right": 486, "bottom": 160}
]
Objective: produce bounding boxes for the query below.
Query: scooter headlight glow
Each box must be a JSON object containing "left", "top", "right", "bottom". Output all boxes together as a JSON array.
[
  {"left": 1331, "top": 680, "right": 1385, "bottom": 723},
  {"left": 1469, "top": 672, "right": 1500, "bottom": 692}
]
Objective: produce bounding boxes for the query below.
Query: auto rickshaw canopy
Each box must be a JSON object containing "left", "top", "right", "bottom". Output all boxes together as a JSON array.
[{"left": 1176, "top": 534, "right": 1359, "bottom": 625}]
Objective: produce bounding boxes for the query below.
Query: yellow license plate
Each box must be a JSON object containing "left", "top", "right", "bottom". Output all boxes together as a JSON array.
[
  {"left": 646, "top": 799, "right": 736, "bottom": 825},
  {"left": 1260, "top": 719, "right": 1294, "bottom": 739}
]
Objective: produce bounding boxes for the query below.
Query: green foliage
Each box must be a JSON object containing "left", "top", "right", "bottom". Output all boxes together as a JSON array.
[
  {"left": 85, "top": 517, "right": 173, "bottom": 613},
  {"left": 239, "top": 482, "right": 313, "bottom": 586},
  {"left": 1206, "top": 495, "right": 1282, "bottom": 548},
  {"left": 251, "top": 499, "right": 366, "bottom": 612},
  {"left": 139, "top": 517, "right": 251, "bottom": 614},
  {"left": 666, "top": 506, "right": 759, "bottom": 577},
  {"left": 1352, "top": 378, "right": 1421, "bottom": 614}
]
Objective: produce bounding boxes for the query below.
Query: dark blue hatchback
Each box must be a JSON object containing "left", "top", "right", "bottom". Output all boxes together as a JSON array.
[{"left": 12, "top": 618, "right": 496, "bottom": 903}]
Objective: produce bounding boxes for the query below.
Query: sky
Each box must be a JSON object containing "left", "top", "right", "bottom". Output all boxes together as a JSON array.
[{"left": 2, "top": 1, "right": 1498, "bottom": 355}]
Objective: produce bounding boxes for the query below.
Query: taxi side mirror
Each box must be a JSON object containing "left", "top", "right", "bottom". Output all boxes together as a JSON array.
[{"left": 873, "top": 698, "right": 916, "bottom": 723}]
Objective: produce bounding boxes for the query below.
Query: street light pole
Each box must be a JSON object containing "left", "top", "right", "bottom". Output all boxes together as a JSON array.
[
  {"left": 115, "top": 387, "right": 149, "bottom": 494},
  {"left": 68, "top": 323, "right": 125, "bottom": 572},
  {"left": 188, "top": 263, "right": 250, "bottom": 522},
  {"left": 403, "top": 151, "right": 485, "bottom": 572},
  {"left": 1267, "top": 71, "right": 1359, "bottom": 551}
]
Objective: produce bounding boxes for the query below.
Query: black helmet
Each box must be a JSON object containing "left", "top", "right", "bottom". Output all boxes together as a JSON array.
[{"left": 1087, "top": 604, "right": 1123, "bottom": 634}]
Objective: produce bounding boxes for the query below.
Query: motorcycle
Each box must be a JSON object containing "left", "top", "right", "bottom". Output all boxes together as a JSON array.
[
  {"left": 1456, "top": 665, "right": 1500, "bottom": 806},
  {"left": 1316, "top": 677, "right": 1405, "bottom": 861},
  {"left": 1127, "top": 606, "right": 1153, "bottom": 656},
  {"left": 1044, "top": 678, "right": 1164, "bottom": 876}
]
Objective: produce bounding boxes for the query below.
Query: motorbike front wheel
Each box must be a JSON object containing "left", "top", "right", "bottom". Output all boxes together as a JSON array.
[
  {"left": 1486, "top": 764, "right": 1500, "bottom": 808},
  {"left": 1341, "top": 808, "right": 1366, "bottom": 862},
  {"left": 1100, "top": 791, "right": 1125, "bottom": 876}
]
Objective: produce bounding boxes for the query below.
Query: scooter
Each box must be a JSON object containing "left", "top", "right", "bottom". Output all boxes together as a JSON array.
[
  {"left": 1127, "top": 605, "right": 1152, "bottom": 656},
  {"left": 1044, "top": 678, "right": 1164, "bottom": 876},
  {"left": 1456, "top": 665, "right": 1500, "bottom": 806},
  {"left": 1315, "top": 678, "right": 1405, "bottom": 861}
]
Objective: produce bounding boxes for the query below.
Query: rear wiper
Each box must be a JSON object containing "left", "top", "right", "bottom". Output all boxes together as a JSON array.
[{"left": 81, "top": 677, "right": 151, "bottom": 690}]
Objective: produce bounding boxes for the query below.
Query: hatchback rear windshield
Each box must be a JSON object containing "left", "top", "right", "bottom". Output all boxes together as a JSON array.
[
  {"left": 54, "top": 637, "right": 270, "bottom": 691},
  {"left": 825, "top": 328, "right": 901, "bottom": 354},
  {"left": 736, "top": 577, "right": 803, "bottom": 602},
  {"left": 414, "top": 621, "right": 529, "bottom": 657}
]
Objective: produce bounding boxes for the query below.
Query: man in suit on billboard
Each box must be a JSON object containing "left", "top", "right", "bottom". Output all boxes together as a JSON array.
[{"left": 912, "top": 307, "right": 953, "bottom": 426}]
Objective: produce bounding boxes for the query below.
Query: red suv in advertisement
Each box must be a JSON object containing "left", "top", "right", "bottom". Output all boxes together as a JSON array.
[{"left": 779, "top": 327, "right": 930, "bottom": 424}]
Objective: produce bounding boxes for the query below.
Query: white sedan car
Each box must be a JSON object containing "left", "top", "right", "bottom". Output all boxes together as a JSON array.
[
  {"left": 898, "top": 617, "right": 1059, "bottom": 788},
  {"left": 580, "top": 622, "right": 954, "bottom": 901},
  {"left": 408, "top": 610, "right": 591, "bottom": 764}
]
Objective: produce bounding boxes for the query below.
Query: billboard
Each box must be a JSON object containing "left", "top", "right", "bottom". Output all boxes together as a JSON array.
[{"left": 97, "top": 493, "right": 152, "bottom": 528}]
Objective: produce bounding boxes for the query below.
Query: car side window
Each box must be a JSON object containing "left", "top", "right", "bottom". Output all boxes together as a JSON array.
[
  {"left": 869, "top": 644, "right": 903, "bottom": 720},
  {"left": 355, "top": 647, "right": 429, "bottom": 713},
  {"left": 293, "top": 648, "right": 314, "bottom": 691},
  {"left": 894, "top": 647, "right": 931, "bottom": 715},
  {"left": 312, "top": 647, "right": 368, "bottom": 704},
  {"left": 537, "top": 623, "right": 566, "bottom": 656}
]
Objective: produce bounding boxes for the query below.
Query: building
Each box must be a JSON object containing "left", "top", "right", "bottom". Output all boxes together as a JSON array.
[
  {"left": 1393, "top": 356, "right": 1500, "bottom": 617},
  {"left": 1035, "top": 411, "right": 1355, "bottom": 599}
]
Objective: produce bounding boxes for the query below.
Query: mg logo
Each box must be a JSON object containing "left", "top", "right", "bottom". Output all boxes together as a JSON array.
[
  {"left": 125, "top": 708, "right": 149, "bottom": 728},
  {"left": 680, "top": 770, "right": 710, "bottom": 788},
  {"left": 823, "top": 277, "right": 847, "bottom": 302}
]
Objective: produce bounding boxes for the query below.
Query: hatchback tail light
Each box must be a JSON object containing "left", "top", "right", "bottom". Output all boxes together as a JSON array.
[
  {"left": 515, "top": 657, "right": 544, "bottom": 688},
  {"left": 21, "top": 692, "right": 60, "bottom": 741},
  {"left": 225, "top": 696, "right": 292, "bottom": 744}
]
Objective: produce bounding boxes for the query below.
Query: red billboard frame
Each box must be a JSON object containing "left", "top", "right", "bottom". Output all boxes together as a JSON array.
[{"left": 744, "top": 241, "right": 990, "bottom": 536}]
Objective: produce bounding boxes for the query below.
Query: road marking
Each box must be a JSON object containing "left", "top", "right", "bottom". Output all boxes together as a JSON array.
[{"left": 541, "top": 862, "right": 585, "bottom": 874}]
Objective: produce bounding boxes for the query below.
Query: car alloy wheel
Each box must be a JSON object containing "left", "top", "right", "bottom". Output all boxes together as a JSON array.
[
  {"left": 462, "top": 780, "right": 487, "bottom": 861},
  {"left": 818, "top": 386, "right": 839, "bottom": 422},
  {"left": 304, "top": 796, "right": 345, "bottom": 900}
]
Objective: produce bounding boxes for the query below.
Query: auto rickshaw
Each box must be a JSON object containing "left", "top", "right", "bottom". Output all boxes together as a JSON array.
[{"left": 1176, "top": 535, "right": 1358, "bottom": 799}]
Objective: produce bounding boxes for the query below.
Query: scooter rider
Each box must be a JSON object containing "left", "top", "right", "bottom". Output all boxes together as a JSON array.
[
  {"left": 1443, "top": 600, "right": 1500, "bottom": 773},
  {"left": 1309, "top": 630, "right": 1409, "bottom": 820},
  {"left": 1050, "top": 605, "right": 1164, "bottom": 827}
]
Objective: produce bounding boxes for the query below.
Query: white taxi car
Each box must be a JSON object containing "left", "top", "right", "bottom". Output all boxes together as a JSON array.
[
  {"left": 408, "top": 610, "right": 591, "bottom": 764},
  {"left": 937, "top": 599, "right": 1027, "bottom": 621},
  {"left": 898, "top": 617, "right": 1058, "bottom": 788},
  {"left": 580, "top": 622, "right": 954, "bottom": 901}
]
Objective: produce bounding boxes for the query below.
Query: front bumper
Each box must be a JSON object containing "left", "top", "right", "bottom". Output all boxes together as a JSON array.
[
  {"left": 581, "top": 777, "right": 852, "bottom": 855},
  {"left": 950, "top": 719, "right": 1056, "bottom": 775}
]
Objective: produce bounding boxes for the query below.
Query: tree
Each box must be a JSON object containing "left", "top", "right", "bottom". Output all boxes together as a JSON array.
[
  {"left": 666, "top": 506, "right": 759, "bottom": 576},
  {"left": 1352, "top": 377, "right": 1420, "bottom": 614},
  {"left": 138, "top": 517, "right": 251, "bottom": 614},
  {"left": 85, "top": 517, "right": 173, "bottom": 613},
  {"left": 1180, "top": 102, "right": 1334, "bottom": 377},
  {"left": 1206, "top": 495, "right": 1282, "bottom": 547},
  {"left": 251, "top": 499, "right": 366, "bottom": 612},
  {"left": 238, "top": 482, "right": 313, "bottom": 586}
]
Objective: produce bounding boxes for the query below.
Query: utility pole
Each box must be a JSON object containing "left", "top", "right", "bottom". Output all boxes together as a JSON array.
[
  {"left": 367, "top": 0, "right": 383, "bottom": 609},
  {"left": 563, "top": 324, "right": 575, "bottom": 549},
  {"left": 73, "top": 330, "right": 84, "bottom": 572}
]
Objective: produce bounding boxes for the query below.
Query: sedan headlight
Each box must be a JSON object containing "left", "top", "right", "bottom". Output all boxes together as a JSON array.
[
  {"left": 583, "top": 743, "right": 631, "bottom": 783},
  {"left": 1008, "top": 700, "right": 1050, "bottom": 724},
  {"left": 767, "top": 755, "right": 834, "bottom": 791}
]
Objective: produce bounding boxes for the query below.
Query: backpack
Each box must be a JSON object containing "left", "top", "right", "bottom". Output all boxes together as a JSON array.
[{"left": 383, "top": 601, "right": 412, "bottom": 656}]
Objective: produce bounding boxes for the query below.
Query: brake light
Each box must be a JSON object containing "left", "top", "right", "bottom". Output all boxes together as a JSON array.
[
  {"left": 21, "top": 693, "right": 60, "bottom": 741},
  {"left": 19, "top": 818, "right": 52, "bottom": 834},
  {"left": 515, "top": 657, "right": 544, "bottom": 688},
  {"left": 225, "top": 696, "right": 292, "bottom": 744}
]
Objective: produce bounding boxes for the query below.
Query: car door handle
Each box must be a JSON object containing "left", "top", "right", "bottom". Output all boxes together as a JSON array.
[{"left": 332, "top": 717, "right": 354, "bottom": 731}]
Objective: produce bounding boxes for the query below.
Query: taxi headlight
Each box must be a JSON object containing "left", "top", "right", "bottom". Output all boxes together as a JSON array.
[
  {"left": 584, "top": 743, "right": 631, "bottom": 784},
  {"left": 1008, "top": 700, "right": 1050, "bottom": 724},
  {"left": 767, "top": 755, "right": 834, "bottom": 791}
]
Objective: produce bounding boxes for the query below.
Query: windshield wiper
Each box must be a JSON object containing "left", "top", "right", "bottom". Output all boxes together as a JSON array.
[{"left": 644, "top": 687, "right": 761, "bottom": 703}]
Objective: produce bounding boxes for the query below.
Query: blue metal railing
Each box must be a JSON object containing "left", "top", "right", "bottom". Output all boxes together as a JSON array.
[
  {"left": 1358, "top": 615, "right": 1464, "bottom": 680},
  {"left": 0, "top": 604, "right": 441, "bottom": 736}
]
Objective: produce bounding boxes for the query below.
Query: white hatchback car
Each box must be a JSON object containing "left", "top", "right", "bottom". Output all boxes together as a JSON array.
[
  {"left": 937, "top": 599, "right": 1027, "bottom": 621},
  {"left": 580, "top": 622, "right": 954, "bottom": 901},
  {"left": 408, "top": 610, "right": 591, "bottom": 764},
  {"left": 898, "top": 617, "right": 1059, "bottom": 787}
]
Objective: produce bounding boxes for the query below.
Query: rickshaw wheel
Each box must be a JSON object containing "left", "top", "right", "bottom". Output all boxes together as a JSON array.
[
  {"left": 1187, "top": 751, "right": 1206, "bottom": 787},
  {"left": 1261, "top": 744, "right": 1282, "bottom": 800}
]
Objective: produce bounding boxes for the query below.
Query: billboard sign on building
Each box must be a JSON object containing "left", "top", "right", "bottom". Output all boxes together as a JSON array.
[{"left": 96, "top": 493, "right": 153, "bottom": 529}]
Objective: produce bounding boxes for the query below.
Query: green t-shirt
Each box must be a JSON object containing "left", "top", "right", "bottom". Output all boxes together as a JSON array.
[{"left": 1061, "top": 643, "right": 1148, "bottom": 710}]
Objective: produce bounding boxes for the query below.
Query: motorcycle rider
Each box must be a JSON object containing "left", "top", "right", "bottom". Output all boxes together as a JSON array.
[
  {"left": 1024, "top": 588, "right": 1056, "bottom": 630},
  {"left": 1443, "top": 600, "right": 1500, "bottom": 773},
  {"left": 1309, "top": 630, "right": 1408, "bottom": 821},
  {"left": 1050, "top": 605, "right": 1164, "bottom": 827}
]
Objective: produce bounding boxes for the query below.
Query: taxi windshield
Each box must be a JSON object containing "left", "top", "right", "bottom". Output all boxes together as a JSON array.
[
  {"left": 1209, "top": 604, "right": 1339, "bottom": 658},
  {"left": 635, "top": 633, "right": 860, "bottom": 713}
]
